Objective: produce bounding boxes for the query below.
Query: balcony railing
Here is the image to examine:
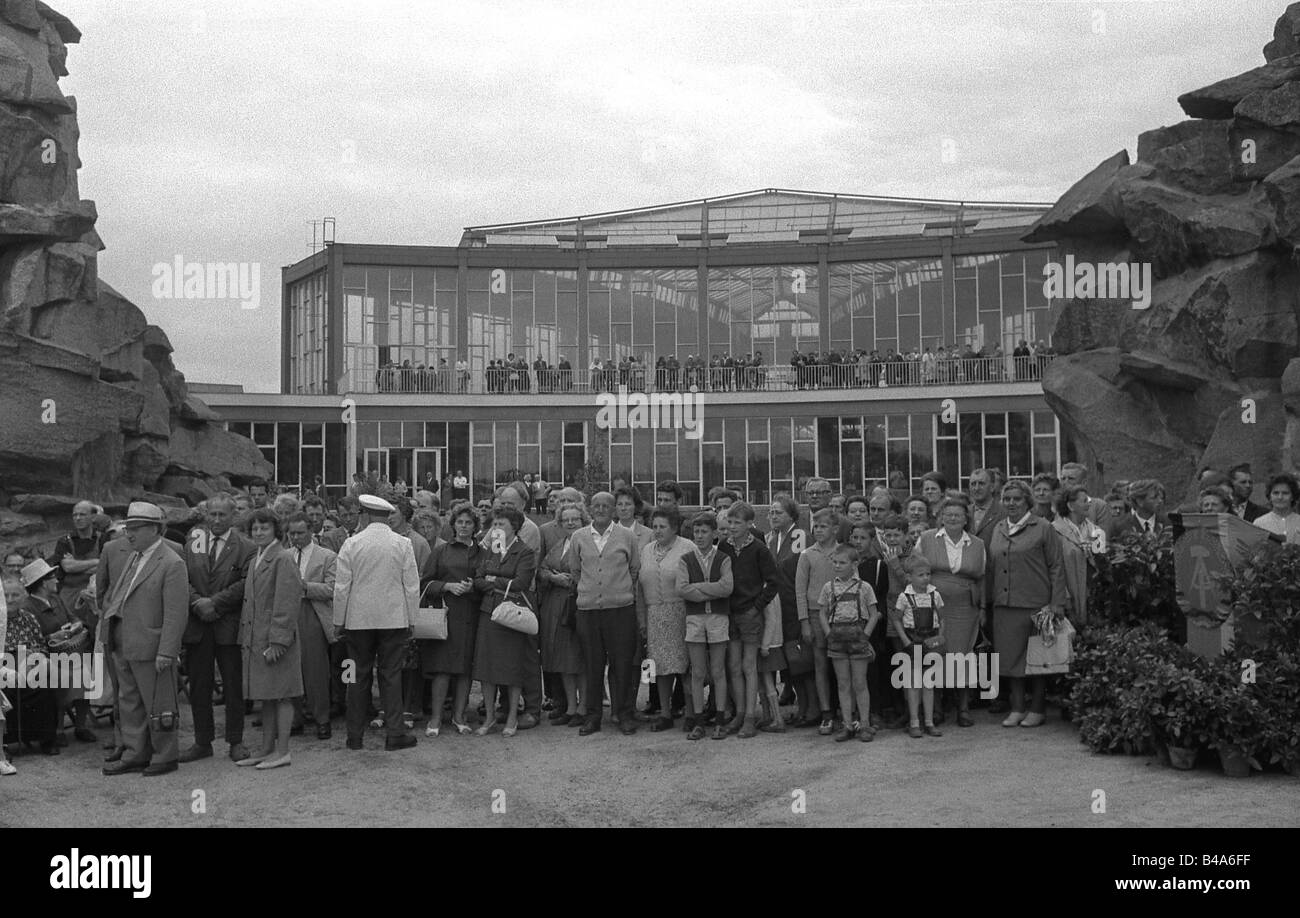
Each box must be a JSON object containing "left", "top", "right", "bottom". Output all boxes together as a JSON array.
[{"left": 339, "top": 355, "right": 1055, "bottom": 396}]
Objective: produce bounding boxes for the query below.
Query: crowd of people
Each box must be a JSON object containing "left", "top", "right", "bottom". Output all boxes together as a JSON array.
[
  {"left": 368, "top": 341, "right": 1059, "bottom": 395},
  {"left": 3, "top": 460, "right": 1297, "bottom": 776}
]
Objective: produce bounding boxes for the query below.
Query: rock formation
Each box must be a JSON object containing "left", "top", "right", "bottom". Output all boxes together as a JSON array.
[
  {"left": 0, "top": 1, "right": 271, "bottom": 555},
  {"left": 1024, "top": 2, "right": 1300, "bottom": 503}
]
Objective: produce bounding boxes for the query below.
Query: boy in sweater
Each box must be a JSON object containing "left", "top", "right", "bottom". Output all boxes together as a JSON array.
[{"left": 719, "top": 503, "right": 779, "bottom": 738}]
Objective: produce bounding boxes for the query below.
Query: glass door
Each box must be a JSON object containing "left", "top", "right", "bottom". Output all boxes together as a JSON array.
[
  {"left": 414, "top": 449, "right": 441, "bottom": 497},
  {"left": 364, "top": 448, "right": 389, "bottom": 485}
]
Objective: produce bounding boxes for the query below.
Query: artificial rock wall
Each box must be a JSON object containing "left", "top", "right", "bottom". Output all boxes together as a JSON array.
[
  {"left": 0, "top": 0, "right": 272, "bottom": 554},
  {"left": 1024, "top": 3, "right": 1300, "bottom": 504}
]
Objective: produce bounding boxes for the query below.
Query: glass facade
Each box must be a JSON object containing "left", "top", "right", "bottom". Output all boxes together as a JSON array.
[
  {"left": 467, "top": 268, "right": 578, "bottom": 380},
  {"left": 228, "top": 420, "right": 350, "bottom": 500},
  {"left": 342, "top": 266, "right": 458, "bottom": 389},
  {"left": 224, "top": 409, "right": 1067, "bottom": 506},
  {"left": 295, "top": 248, "right": 1058, "bottom": 395},
  {"left": 286, "top": 271, "right": 328, "bottom": 394}
]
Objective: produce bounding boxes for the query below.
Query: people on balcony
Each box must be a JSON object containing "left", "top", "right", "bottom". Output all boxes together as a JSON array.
[{"left": 366, "top": 341, "right": 1052, "bottom": 394}]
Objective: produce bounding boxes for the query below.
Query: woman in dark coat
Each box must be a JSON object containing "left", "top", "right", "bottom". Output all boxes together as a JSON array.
[
  {"left": 472, "top": 507, "right": 537, "bottom": 737},
  {"left": 420, "top": 502, "right": 482, "bottom": 736},
  {"left": 536, "top": 504, "right": 586, "bottom": 724},
  {"left": 238, "top": 509, "right": 302, "bottom": 769}
]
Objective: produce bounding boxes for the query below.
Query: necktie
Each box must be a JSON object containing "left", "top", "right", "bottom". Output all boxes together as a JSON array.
[
  {"left": 209, "top": 533, "right": 221, "bottom": 571},
  {"left": 296, "top": 547, "right": 303, "bottom": 568},
  {"left": 106, "top": 551, "right": 141, "bottom": 622}
]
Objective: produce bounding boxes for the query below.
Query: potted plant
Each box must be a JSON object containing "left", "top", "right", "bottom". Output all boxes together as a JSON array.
[
  {"left": 1208, "top": 681, "right": 1265, "bottom": 778},
  {"left": 1148, "top": 662, "right": 1213, "bottom": 770}
]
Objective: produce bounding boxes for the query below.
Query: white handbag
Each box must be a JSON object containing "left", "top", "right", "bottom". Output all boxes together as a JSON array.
[
  {"left": 413, "top": 582, "right": 449, "bottom": 640},
  {"left": 490, "top": 579, "right": 538, "bottom": 635}
]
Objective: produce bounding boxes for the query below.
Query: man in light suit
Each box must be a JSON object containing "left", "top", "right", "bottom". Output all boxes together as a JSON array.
[
  {"left": 179, "top": 492, "right": 256, "bottom": 763},
  {"left": 286, "top": 513, "right": 337, "bottom": 740},
  {"left": 334, "top": 494, "right": 419, "bottom": 751},
  {"left": 101, "top": 502, "right": 190, "bottom": 776}
]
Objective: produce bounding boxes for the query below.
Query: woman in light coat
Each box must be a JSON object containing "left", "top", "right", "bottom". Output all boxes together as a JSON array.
[{"left": 239, "top": 509, "right": 303, "bottom": 769}]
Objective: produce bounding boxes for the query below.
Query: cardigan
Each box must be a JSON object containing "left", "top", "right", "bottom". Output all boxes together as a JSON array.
[{"left": 568, "top": 523, "right": 640, "bottom": 611}]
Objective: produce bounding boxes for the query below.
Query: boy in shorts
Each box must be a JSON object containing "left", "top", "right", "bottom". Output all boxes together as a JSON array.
[
  {"left": 676, "top": 512, "right": 734, "bottom": 741},
  {"left": 816, "top": 544, "right": 880, "bottom": 742},
  {"left": 719, "top": 502, "right": 779, "bottom": 739}
]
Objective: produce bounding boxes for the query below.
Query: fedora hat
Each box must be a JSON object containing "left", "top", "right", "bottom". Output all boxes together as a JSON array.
[
  {"left": 20, "top": 558, "right": 59, "bottom": 590},
  {"left": 124, "top": 501, "right": 165, "bottom": 526}
]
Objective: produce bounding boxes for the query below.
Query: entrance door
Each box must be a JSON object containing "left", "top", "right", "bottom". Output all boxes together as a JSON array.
[
  {"left": 414, "top": 448, "right": 441, "bottom": 497},
  {"left": 364, "top": 448, "right": 389, "bottom": 484}
]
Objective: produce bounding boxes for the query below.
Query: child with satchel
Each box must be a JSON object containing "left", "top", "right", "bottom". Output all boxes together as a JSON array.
[
  {"left": 894, "top": 555, "right": 946, "bottom": 738},
  {"left": 815, "top": 545, "right": 880, "bottom": 743}
]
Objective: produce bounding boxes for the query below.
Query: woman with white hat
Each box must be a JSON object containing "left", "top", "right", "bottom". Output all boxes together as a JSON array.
[{"left": 19, "top": 558, "right": 96, "bottom": 744}]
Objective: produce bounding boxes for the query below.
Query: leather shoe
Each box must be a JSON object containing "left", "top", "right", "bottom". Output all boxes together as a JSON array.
[
  {"left": 74, "top": 727, "right": 97, "bottom": 743},
  {"left": 179, "top": 743, "right": 213, "bottom": 763},
  {"left": 228, "top": 743, "right": 251, "bottom": 762},
  {"left": 385, "top": 734, "right": 417, "bottom": 751},
  {"left": 620, "top": 719, "right": 639, "bottom": 735},
  {"left": 103, "top": 745, "right": 126, "bottom": 763},
  {"left": 316, "top": 724, "right": 332, "bottom": 740},
  {"left": 346, "top": 736, "right": 363, "bottom": 750},
  {"left": 515, "top": 713, "right": 539, "bottom": 730},
  {"left": 142, "top": 761, "right": 178, "bottom": 777},
  {"left": 103, "top": 759, "right": 148, "bottom": 776},
  {"left": 578, "top": 719, "right": 601, "bottom": 736}
]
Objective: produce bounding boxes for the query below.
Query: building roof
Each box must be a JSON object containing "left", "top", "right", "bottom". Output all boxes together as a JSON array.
[{"left": 459, "top": 188, "right": 1051, "bottom": 249}]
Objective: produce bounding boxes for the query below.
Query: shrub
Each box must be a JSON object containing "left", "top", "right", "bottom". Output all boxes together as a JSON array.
[
  {"left": 1066, "top": 622, "right": 1185, "bottom": 755},
  {"left": 1092, "top": 529, "right": 1184, "bottom": 636}
]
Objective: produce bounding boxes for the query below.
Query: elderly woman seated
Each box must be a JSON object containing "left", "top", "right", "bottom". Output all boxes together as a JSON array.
[{"left": 2, "top": 573, "right": 62, "bottom": 762}]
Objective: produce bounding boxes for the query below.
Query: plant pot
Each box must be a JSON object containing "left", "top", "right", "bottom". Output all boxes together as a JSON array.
[
  {"left": 1149, "top": 720, "right": 1171, "bottom": 767},
  {"left": 1217, "top": 747, "right": 1252, "bottom": 778},
  {"left": 1168, "top": 746, "right": 1198, "bottom": 770}
]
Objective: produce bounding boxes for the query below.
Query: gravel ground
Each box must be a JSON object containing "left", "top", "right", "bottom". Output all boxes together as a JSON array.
[{"left": 3, "top": 692, "right": 1295, "bottom": 827}]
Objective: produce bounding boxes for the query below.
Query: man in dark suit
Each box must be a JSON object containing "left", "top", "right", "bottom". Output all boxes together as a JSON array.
[
  {"left": 1108, "top": 479, "right": 1171, "bottom": 540},
  {"left": 179, "top": 493, "right": 255, "bottom": 763},
  {"left": 1228, "top": 464, "right": 1268, "bottom": 522},
  {"left": 321, "top": 496, "right": 361, "bottom": 554},
  {"left": 287, "top": 513, "right": 338, "bottom": 739},
  {"left": 100, "top": 502, "right": 190, "bottom": 776},
  {"left": 969, "top": 468, "right": 1008, "bottom": 547}
]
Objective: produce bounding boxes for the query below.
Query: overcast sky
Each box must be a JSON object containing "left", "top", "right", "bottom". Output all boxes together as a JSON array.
[{"left": 53, "top": 0, "right": 1287, "bottom": 392}]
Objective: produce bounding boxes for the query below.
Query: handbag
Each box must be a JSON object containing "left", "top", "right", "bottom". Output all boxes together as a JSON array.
[
  {"left": 1026, "top": 608, "right": 1075, "bottom": 675},
  {"left": 490, "top": 579, "right": 538, "bottom": 636},
  {"left": 413, "top": 582, "right": 449, "bottom": 640},
  {"left": 46, "top": 620, "right": 91, "bottom": 654},
  {"left": 150, "top": 667, "right": 180, "bottom": 733}
]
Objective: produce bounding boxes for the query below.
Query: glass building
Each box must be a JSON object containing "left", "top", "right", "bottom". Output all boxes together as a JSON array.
[{"left": 204, "top": 189, "right": 1073, "bottom": 504}]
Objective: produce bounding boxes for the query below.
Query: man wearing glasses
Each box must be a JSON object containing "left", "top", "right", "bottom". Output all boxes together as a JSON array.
[{"left": 801, "top": 478, "right": 852, "bottom": 541}]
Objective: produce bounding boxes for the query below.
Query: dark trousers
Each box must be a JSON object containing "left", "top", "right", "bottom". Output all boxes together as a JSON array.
[
  {"left": 184, "top": 629, "right": 244, "bottom": 746},
  {"left": 522, "top": 631, "right": 542, "bottom": 718},
  {"left": 295, "top": 606, "right": 332, "bottom": 724},
  {"left": 329, "top": 641, "right": 349, "bottom": 711},
  {"left": 576, "top": 605, "right": 637, "bottom": 724},
  {"left": 345, "top": 628, "right": 407, "bottom": 740}
]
